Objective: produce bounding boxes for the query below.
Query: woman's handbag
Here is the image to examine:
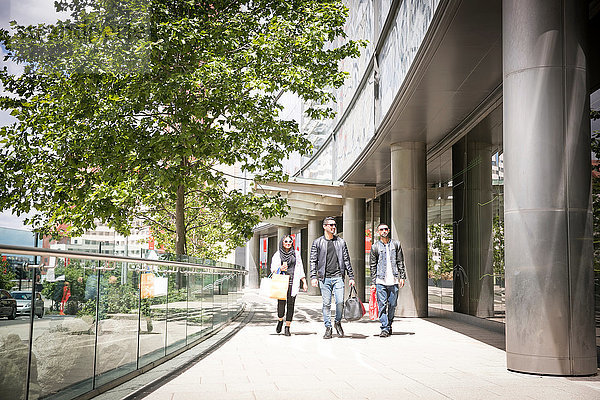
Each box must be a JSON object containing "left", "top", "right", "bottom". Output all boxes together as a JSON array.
[
  {"left": 269, "top": 271, "right": 290, "bottom": 300},
  {"left": 343, "top": 285, "right": 366, "bottom": 321},
  {"left": 369, "top": 286, "right": 379, "bottom": 321}
]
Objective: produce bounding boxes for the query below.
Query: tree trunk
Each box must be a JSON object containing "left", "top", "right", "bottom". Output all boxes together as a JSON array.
[
  {"left": 175, "top": 184, "right": 186, "bottom": 255},
  {"left": 175, "top": 184, "right": 185, "bottom": 288}
]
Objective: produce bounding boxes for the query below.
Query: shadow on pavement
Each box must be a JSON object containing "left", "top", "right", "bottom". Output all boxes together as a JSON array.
[
  {"left": 338, "top": 333, "right": 368, "bottom": 339},
  {"left": 424, "top": 317, "right": 506, "bottom": 351}
]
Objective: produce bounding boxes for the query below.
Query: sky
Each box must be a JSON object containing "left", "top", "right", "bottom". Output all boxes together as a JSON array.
[{"left": 0, "top": 0, "right": 65, "bottom": 229}]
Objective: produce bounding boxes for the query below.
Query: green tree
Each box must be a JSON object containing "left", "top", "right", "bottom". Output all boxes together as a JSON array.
[
  {"left": 492, "top": 214, "right": 504, "bottom": 275},
  {"left": 0, "top": 0, "right": 362, "bottom": 255},
  {"left": 0, "top": 259, "right": 16, "bottom": 290},
  {"left": 147, "top": 187, "right": 251, "bottom": 260},
  {"left": 428, "top": 223, "right": 453, "bottom": 280}
]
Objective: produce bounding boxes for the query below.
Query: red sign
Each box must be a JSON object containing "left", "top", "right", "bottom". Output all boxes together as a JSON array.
[{"left": 365, "top": 229, "right": 372, "bottom": 252}]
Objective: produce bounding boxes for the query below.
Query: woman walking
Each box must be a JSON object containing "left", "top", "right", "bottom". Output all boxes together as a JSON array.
[{"left": 270, "top": 235, "right": 307, "bottom": 336}]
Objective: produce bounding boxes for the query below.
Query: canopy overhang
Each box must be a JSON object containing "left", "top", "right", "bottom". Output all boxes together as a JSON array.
[{"left": 255, "top": 177, "right": 376, "bottom": 228}]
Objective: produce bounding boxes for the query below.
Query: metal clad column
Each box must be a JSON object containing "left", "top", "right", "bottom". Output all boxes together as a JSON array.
[
  {"left": 247, "top": 233, "right": 260, "bottom": 288},
  {"left": 391, "top": 142, "right": 428, "bottom": 317},
  {"left": 452, "top": 137, "right": 494, "bottom": 318},
  {"left": 307, "top": 219, "right": 322, "bottom": 296},
  {"left": 343, "top": 198, "right": 366, "bottom": 302},
  {"left": 503, "top": 0, "right": 595, "bottom": 375},
  {"left": 277, "top": 226, "right": 291, "bottom": 245}
]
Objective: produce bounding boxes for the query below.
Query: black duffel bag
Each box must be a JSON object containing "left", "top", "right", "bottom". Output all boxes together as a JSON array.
[{"left": 343, "top": 285, "right": 366, "bottom": 321}]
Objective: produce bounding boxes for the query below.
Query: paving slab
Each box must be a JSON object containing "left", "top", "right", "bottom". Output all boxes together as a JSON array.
[{"left": 94, "top": 289, "right": 600, "bottom": 400}]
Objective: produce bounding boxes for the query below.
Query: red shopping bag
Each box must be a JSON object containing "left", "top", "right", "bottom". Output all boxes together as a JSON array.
[{"left": 369, "top": 286, "right": 378, "bottom": 321}]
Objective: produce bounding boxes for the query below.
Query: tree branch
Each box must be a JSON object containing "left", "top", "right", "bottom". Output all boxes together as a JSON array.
[
  {"left": 210, "top": 167, "right": 255, "bottom": 181},
  {"left": 136, "top": 215, "right": 176, "bottom": 233}
]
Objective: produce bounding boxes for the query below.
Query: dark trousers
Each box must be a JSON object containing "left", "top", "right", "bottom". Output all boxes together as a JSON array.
[{"left": 277, "top": 284, "right": 296, "bottom": 322}]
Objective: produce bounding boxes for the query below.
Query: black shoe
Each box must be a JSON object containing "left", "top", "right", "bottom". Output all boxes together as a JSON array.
[
  {"left": 380, "top": 330, "right": 390, "bottom": 338},
  {"left": 323, "top": 327, "right": 332, "bottom": 339},
  {"left": 284, "top": 326, "right": 291, "bottom": 336},
  {"left": 389, "top": 326, "right": 392, "bottom": 335},
  {"left": 276, "top": 320, "right": 283, "bottom": 333},
  {"left": 334, "top": 321, "right": 344, "bottom": 337}
]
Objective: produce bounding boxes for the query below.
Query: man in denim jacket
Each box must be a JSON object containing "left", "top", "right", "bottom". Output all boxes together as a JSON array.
[
  {"left": 310, "top": 216, "right": 355, "bottom": 339},
  {"left": 370, "top": 223, "right": 406, "bottom": 337}
]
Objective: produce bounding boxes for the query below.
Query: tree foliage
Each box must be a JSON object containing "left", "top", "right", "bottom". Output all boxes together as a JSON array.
[
  {"left": 0, "top": 259, "right": 16, "bottom": 290},
  {"left": 427, "top": 223, "right": 453, "bottom": 280},
  {"left": 149, "top": 189, "right": 248, "bottom": 259},
  {"left": 0, "top": 0, "right": 362, "bottom": 254},
  {"left": 492, "top": 214, "right": 504, "bottom": 275}
]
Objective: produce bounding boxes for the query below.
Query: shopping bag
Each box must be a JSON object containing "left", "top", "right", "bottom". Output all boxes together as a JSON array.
[
  {"left": 369, "top": 286, "right": 379, "bottom": 321},
  {"left": 343, "top": 285, "right": 366, "bottom": 321},
  {"left": 269, "top": 273, "right": 290, "bottom": 300},
  {"left": 259, "top": 276, "right": 272, "bottom": 297}
]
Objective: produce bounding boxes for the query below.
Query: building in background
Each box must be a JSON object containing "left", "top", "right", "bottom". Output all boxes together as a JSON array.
[
  {"left": 49, "top": 222, "right": 155, "bottom": 260},
  {"left": 247, "top": 0, "right": 600, "bottom": 377}
]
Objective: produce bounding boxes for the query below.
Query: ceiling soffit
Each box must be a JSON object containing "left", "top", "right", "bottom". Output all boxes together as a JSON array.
[{"left": 256, "top": 178, "right": 376, "bottom": 227}]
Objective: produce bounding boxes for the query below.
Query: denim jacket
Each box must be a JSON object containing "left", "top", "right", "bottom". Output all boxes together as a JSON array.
[
  {"left": 309, "top": 235, "right": 354, "bottom": 281},
  {"left": 370, "top": 239, "right": 406, "bottom": 285}
]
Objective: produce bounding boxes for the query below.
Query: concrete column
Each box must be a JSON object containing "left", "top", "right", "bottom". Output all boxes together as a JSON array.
[
  {"left": 300, "top": 227, "right": 308, "bottom": 277},
  {"left": 247, "top": 233, "right": 260, "bottom": 289},
  {"left": 503, "top": 0, "right": 595, "bottom": 375},
  {"left": 343, "top": 198, "right": 366, "bottom": 302},
  {"left": 452, "top": 136, "right": 494, "bottom": 318},
  {"left": 306, "top": 219, "right": 322, "bottom": 296},
  {"left": 277, "top": 226, "right": 291, "bottom": 245},
  {"left": 391, "top": 142, "right": 427, "bottom": 317}
]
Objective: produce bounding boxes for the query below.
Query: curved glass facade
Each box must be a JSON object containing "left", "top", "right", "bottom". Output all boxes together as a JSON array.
[
  {"left": 297, "top": 0, "right": 441, "bottom": 181},
  {"left": 379, "top": 0, "right": 440, "bottom": 121}
]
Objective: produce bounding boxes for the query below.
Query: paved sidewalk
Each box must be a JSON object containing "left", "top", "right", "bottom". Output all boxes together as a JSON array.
[{"left": 135, "top": 290, "right": 599, "bottom": 400}]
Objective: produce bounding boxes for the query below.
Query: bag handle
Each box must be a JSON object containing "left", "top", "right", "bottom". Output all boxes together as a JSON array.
[
  {"left": 348, "top": 284, "right": 358, "bottom": 299},
  {"left": 268, "top": 267, "right": 282, "bottom": 277},
  {"left": 266, "top": 268, "right": 281, "bottom": 279}
]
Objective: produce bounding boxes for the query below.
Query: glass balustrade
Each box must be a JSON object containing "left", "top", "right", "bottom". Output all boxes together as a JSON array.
[{"left": 0, "top": 245, "right": 246, "bottom": 400}]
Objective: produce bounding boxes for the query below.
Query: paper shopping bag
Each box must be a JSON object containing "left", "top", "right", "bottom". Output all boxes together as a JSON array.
[
  {"left": 259, "top": 276, "right": 272, "bottom": 297},
  {"left": 269, "top": 273, "right": 290, "bottom": 300}
]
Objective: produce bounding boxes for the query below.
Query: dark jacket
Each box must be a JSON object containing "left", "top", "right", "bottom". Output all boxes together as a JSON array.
[
  {"left": 309, "top": 235, "right": 354, "bottom": 281},
  {"left": 370, "top": 239, "right": 406, "bottom": 285}
]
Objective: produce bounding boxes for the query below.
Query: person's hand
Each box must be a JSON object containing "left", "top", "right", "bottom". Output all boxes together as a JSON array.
[
  {"left": 349, "top": 279, "right": 355, "bottom": 286},
  {"left": 311, "top": 278, "right": 318, "bottom": 287},
  {"left": 302, "top": 280, "right": 308, "bottom": 292},
  {"left": 280, "top": 262, "right": 288, "bottom": 272},
  {"left": 370, "top": 284, "right": 376, "bottom": 290},
  {"left": 398, "top": 279, "right": 405, "bottom": 288}
]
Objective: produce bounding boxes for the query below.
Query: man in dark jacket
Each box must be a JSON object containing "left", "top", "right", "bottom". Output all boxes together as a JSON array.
[
  {"left": 310, "top": 216, "right": 355, "bottom": 339},
  {"left": 370, "top": 223, "right": 406, "bottom": 337}
]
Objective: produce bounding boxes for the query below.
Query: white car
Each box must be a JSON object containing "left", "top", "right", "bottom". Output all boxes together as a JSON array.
[{"left": 10, "top": 291, "right": 44, "bottom": 318}]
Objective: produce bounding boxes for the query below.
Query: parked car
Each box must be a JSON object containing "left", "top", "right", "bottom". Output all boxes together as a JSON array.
[
  {"left": 0, "top": 289, "right": 17, "bottom": 320},
  {"left": 10, "top": 290, "right": 44, "bottom": 318}
]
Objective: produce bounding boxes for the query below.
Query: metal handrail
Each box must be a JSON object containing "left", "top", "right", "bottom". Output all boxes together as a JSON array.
[{"left": 0, "top": 244, "right": 247, "bottom": 273}]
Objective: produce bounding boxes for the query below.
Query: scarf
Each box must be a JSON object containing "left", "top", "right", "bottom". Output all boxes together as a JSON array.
[{"left": 278, "top": 236, "right": 296, "bottom": 272}]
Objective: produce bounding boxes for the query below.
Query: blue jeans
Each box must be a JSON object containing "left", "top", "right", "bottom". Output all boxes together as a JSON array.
[
  {"left": 376, "top": 284, "right": 398, "bottom": 333},
  {"left": 319, "top": 277, "right": 345, "bottom": 328}
]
